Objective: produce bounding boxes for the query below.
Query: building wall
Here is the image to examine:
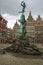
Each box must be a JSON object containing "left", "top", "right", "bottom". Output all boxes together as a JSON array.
[
  {"left": 26, "top": 11, "right": 35, "bottom": 38},
  {"left": 0, "top": 16, "right": 8, "bottom": 43},
  {"left": 0, "top": 12, "right": 43, "bottom": 43},
  {"left": 13, "top": 22, "right": 20, "bottom": 37},
  {"left": 26, "top": 12, "right": 43, "bottom": 43},
  {"left": 35, "top": 15, "right": 43, "bottom": 43},
  {"left": 13, "top": 12, "right": 43, "bottom": 43}
]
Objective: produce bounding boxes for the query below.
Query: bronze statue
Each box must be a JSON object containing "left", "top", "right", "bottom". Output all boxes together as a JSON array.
[{"left": 19, "top": 1, "right": 26, "bottom": 13}]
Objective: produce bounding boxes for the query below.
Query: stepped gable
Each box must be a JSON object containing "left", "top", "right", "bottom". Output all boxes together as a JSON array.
[
  {"left": 36, "top": 15, "right": 42, "bottom": 21},
  {"left": 13, "top": 22, "right": 20, "bottom": 37},
  {"left": 35, "top": 15, "right": 43, "bottom": 25},
  {"left": 27, "top": 11, "right": 34, "bottom": 21},
  {"left": 13, "top": 22, "right": 19, "bottom": 30},
  {"left": 26, "top": 11, "right": 35, "bottom": 37}
]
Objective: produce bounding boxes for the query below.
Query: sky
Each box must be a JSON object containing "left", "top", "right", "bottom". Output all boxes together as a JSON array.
[{"left": 0, "top": 0, "right": 43, "bottom": 29}]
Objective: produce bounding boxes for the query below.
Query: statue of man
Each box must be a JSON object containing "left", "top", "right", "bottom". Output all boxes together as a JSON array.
[{"left": 19, "top": 1, "right": 26, "bottom": 13}]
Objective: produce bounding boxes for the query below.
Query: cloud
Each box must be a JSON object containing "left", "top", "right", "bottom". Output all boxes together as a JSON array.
[
  {"left": 0, "top": 0, "right": 43, "bottom": 15},
  {"left": 0, "top": 0, "right": 21, "bottom": 15},
  {"left": 2, "top": 13, "right": 20, "bottom": 29},
  {"left": 0, "top": 0, "right": 43, "bottom": 28}
]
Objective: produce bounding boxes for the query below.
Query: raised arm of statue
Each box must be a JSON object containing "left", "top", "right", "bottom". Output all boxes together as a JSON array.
[{"left": 19, "top": 1, "right": 26, "bottom": 13}]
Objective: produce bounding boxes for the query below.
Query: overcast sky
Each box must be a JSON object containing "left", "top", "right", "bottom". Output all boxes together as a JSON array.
[{"left": 0, "top": 0, "right": 43, "bottom": 28}]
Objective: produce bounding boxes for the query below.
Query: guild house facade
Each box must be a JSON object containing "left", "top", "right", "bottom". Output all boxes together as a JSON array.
[
  {"left": 26, "top": 11, "right": 43, "bottom": 43},
  {"left": 14, "top": 11, "right": 43, "bottom": 43},
  {"left": 0, "top": 15, "right": 7, "bottom": 43},
  {"left": 0, "top": 11, "right": 43, "bottom": 43}
]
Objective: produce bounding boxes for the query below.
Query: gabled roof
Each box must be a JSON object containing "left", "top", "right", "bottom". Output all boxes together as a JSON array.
[
  {"left": 35, "top": 15, "right": 43, "bottom": 26},
  {"left": 27, "top": 11, "right": 34, "bottom": 21},
  {"left": 36, "top": 15, "right": 42, "bottom": 22},
  {"left": 13, "top": 22, "right": 19, "bottom": 29}
]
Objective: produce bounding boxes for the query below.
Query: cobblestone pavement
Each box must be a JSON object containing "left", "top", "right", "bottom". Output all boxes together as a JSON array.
[
  {"left": 0, "top": 43, "right": 43, "bottom": 65},
  {"left": 0, "top": 53, "right": 43, "bottom": 65},
  {"left": 0, "top": 43, "right": 11, "bottom": 48}
]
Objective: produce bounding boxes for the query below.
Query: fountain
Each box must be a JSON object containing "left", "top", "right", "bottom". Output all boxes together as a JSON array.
[{"left": 0, "top": 1, "right": 41, "bottom": 55}]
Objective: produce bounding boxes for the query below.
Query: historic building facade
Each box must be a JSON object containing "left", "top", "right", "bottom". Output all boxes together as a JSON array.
[
  {"left": 12, "top": 11, "right": 43, "bottom": 43},
  {"left": 26, "top": 11, "right": 35, "bottom": 37},
  {"left": 26, "top": 12, "right": 43, "bottom": 43},
  {"left": 0, "top": 11, "right": 43, "bottom": 43},
  {"left": 13, "top": 22, "right": 20, "bottom": 38},
  {"left": 0, "top": 15, "right": 7, "bottom": 43},
  {"left": 35, "top": 15, "right": 43, "bottom": 43}
]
